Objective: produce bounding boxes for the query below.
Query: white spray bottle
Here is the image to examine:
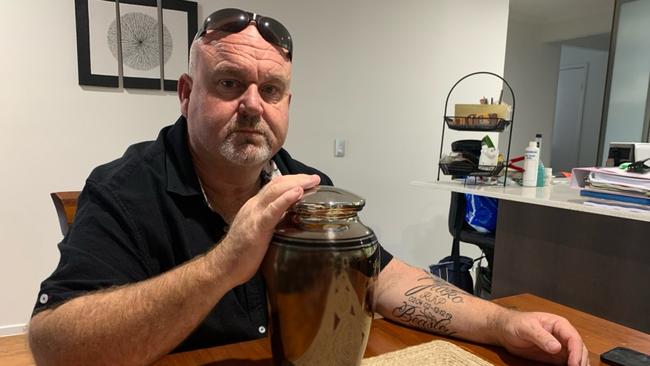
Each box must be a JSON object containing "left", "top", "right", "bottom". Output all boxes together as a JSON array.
[{"left": 523, "top": 141, "right": 540, "bottom": 187}]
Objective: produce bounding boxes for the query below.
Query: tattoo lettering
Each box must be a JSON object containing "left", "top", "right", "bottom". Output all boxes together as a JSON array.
[
  {"left": 391, "top": 272, "right": 466, "bottom": 336},
  {"left": 404, "top": 275, "right": 465, "bottom": 304},
  {"left": 392, "top": 302, "right": 455, "bottom": 335}
]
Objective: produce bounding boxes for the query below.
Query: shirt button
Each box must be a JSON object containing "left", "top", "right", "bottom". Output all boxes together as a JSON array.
[
  {"left": 258, "top": 326, "right": 266, "bottom": 334},
  {"left": 39, "top": 294, "right": 49, "bottom": 304}
]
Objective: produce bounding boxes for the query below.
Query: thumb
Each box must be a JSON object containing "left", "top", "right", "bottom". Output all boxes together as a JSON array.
[
  {"left": 521, "top": 322, "right": 562, "bottom": 354},
  {"left": 260, "top": 186, "right": 304, "bottom": 229}
]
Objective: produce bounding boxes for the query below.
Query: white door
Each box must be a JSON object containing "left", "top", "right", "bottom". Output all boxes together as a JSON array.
[{"left": 552, "top": 64, "right": 587, "bottom": 172}]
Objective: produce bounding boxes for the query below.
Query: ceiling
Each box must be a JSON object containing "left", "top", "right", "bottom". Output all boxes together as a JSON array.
[
  {"left": 509, "top": 0, "right": 615, "bottom": 24},
  {"left": 562, "top": 33, "right": 612, "bottom": 50}
]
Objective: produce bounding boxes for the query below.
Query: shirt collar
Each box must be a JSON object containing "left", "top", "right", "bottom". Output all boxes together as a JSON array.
[{"left": 165, "top": 116, "right": 202, "bottom": 197}]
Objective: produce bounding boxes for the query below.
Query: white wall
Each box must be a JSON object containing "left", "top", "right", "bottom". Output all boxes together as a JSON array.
[
  {"left": 559, "top": 45, "right": 608, "bottom": 167},
  {"left": 541, "top": 11, "right": 613, "bottom": 44},
  {"left": 0, "top": 1, "right": 182, "bottom": 334},
  {"left": 501, "top": 19, "right": 561, "bottom": 166},
  {"left": 0, "top": 0, "right": 509, "bottom": 332}
]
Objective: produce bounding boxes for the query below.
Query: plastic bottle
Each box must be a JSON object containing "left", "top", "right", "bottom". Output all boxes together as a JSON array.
[
  {"left": 537, "top": 161, "right": 545, "bottom": 187},
  {"left": 523, "top": 141, "right": 540, "bottom": 187},
  {"left": 544, "top": 167, "right": 553, "bottom": 186}
]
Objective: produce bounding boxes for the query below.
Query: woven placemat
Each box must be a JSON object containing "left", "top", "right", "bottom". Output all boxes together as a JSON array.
[{"left": 361, "top": 340, "right": 494, "bottom": 366}]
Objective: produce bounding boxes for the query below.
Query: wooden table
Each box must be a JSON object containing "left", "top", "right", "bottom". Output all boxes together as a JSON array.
[{"left": 2, "top": 294, "right": 649, "bottom": 365}]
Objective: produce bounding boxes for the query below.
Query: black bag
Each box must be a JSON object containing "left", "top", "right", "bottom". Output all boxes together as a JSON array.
[
  {"left": 429, "top": 255, "right": 474, "bottom": 294},
  {"left": 474, "top": 264, "right": 492, "bottom": 299}
]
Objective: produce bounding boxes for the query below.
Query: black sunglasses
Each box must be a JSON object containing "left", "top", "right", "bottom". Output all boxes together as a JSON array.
[{"left": 195, "top": 8, "right": 293, "bottom": 61}]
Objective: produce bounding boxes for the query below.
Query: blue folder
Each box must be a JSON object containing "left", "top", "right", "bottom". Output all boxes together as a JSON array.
[{"left": 580, "top": 189, "right": 650, "bottom": 206}]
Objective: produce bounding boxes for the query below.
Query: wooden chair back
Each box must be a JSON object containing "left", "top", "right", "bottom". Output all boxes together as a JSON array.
[{"left": 50, "top": 191, "right": 80, "bottom": 236}]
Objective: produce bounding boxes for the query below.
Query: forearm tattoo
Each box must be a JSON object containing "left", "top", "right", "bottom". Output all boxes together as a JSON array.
[{"left": 391, "top": 271, "right": 466, "bottom": 336}]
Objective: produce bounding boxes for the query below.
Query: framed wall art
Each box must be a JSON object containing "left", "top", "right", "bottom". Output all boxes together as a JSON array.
[{"left": 74, "top": 0, "right": 197, "bottom": 91}]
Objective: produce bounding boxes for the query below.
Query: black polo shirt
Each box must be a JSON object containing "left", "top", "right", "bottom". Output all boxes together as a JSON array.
[{"left": 34, "top": 116, "right": 392, "bottom": 352}]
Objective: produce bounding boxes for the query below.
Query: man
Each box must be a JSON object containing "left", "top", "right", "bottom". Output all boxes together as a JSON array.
[{"left": 29, "top": 8, "right": 589, "bottom": 366}]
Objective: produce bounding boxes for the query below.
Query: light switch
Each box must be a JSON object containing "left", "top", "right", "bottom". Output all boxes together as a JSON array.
[{"left": 334, "top": 139, "right": 345, "bottom": 157}]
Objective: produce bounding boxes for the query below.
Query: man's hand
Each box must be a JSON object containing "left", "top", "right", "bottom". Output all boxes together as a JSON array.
[
  {"left": 375, "top": 261, "right": 590, "bottom": 365},
  {"left": 216, "top": 174, "right": 321, "bottom": 286},
  {"left": 494, "top": 310, "right": 590, "bottom": 366}
]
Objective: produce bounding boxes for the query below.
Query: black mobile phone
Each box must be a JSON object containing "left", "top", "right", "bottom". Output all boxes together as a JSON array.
[{"left": 601, "top": 347, "right": 650, "bottom": 366}]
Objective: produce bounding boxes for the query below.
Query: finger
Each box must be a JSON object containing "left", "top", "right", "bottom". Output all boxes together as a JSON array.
[
  {"left": 520, "top": 320, "right": 562, "bottom": 355},
  {"left": 566, "top": 339, "right": 581, "bottom": 366},
  {"left": 273, "top": 174, "right": 320, "bottom": 189},
  {"left": 581, "top": 344, "right": 589, "bottom": 366},
  {"left": 259, "top": 174, "right": 320, "bottom": 205},
  {"left": 259, "top": 186, "right": 304, "bottom": 230},
  {"left": 551, "top": 317, "right": 584, "bottom": 366}
]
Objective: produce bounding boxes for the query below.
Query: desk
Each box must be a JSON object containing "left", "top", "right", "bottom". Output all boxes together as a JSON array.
[
  {"left": 412, "top": 180, "right": 650, "bottom": 333},
  {"left": 3, "top": 294, "right": 649, "bottom": 365}
]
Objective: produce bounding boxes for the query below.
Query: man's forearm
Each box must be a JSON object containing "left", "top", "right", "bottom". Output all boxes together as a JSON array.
[
  {"left": 375, "top": 259, "right": 508, "bottom": 345},
  {"left": 29, "top": 243, "right": 236, "bottom": 366}
]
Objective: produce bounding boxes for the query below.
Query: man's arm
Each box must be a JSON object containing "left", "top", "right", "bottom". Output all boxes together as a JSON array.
[
  {"left": 29, "top": 246, "right": 237, "bottom": 366},
  {"left": 28, "top": 174, "right": 321, "bottom": 366},
  {"left": 375, "top": 259, "right": 589, "bottom": 366}
]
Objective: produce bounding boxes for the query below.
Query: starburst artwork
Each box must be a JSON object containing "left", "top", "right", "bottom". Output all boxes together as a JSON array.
[{"left": 108, "top": 12, "right": 173, "bottom": 71}]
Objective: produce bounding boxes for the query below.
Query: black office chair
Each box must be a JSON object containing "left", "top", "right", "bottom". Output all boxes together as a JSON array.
[{"left": 448, "top": 192, "right": 495, "bottom": 298}]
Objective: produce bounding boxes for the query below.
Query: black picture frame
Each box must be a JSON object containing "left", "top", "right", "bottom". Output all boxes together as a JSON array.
[
  {"left": 162, "top": 0, "right": 197, "bottom": 91},
  {"left": 74, "top": 0, "right": 196, "bottom": 90},
  {"left": 74, "top": 0, "right": 119, "bottom": 87}
]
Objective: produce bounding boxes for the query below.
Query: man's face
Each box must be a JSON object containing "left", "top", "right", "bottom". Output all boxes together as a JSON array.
[{"left": 180, "top": 25, "right": 292, "bottom": 167}]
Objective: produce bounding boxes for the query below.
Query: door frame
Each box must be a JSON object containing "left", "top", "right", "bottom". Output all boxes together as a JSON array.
[{"left": 641, "top": 77, "right": 650, "bottom": 142}]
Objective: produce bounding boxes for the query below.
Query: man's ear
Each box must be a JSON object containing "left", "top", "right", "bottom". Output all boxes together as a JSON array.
[{"left": 178, "top": 73, "right": 193, "bottom": 117}]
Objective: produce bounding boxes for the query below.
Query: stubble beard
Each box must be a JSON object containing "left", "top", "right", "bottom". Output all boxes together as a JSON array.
[{"left": 218, "top": 116, "right": 273, "bottom": 166}]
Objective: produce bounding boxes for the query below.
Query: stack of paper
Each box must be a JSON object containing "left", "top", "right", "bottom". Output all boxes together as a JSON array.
[{"left": 570, "top": 167, "right": 650, "bottom": 207}]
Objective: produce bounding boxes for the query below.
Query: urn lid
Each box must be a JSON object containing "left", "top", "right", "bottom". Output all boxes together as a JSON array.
[
  {"left": 273, "top": 186, "right": 376, "bottom": 246},
  {"left": 293, "top": 186, "right": 365, "bottom": 216}
]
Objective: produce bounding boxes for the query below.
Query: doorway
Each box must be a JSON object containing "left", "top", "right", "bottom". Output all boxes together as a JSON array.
[{"left": 552, "top": 64, "right": 587, "bottom": 172}]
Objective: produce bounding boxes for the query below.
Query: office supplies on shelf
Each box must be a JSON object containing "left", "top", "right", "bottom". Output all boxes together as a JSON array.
[
  {"left": 571, "top": 167, "right": 650, "bottom": 209},
  {"left": 583, "top": 199, "right": 650, "bottom": 213},
  {"left": 571, "top": 167, "right": 650, "bottom": 192},
  {"left": 624, "top": 158, "right": 650, "bottom": 174},
  {"left": 580, "top": 189, "right": 650, "bottom": 206}
]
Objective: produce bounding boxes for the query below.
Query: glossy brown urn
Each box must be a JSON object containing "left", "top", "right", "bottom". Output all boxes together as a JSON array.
[{"left": 262, "top": 186, "right": 380, "bottom": 366}]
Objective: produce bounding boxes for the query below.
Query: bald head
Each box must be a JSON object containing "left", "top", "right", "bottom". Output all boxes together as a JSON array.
[{"left": 188, "top": 24, "right": 291, "bottom": 79}]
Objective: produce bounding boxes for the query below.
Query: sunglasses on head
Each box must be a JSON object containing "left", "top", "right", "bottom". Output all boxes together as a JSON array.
[{"left": 195, "top": 8, "right": 293, "bottom": 61}]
